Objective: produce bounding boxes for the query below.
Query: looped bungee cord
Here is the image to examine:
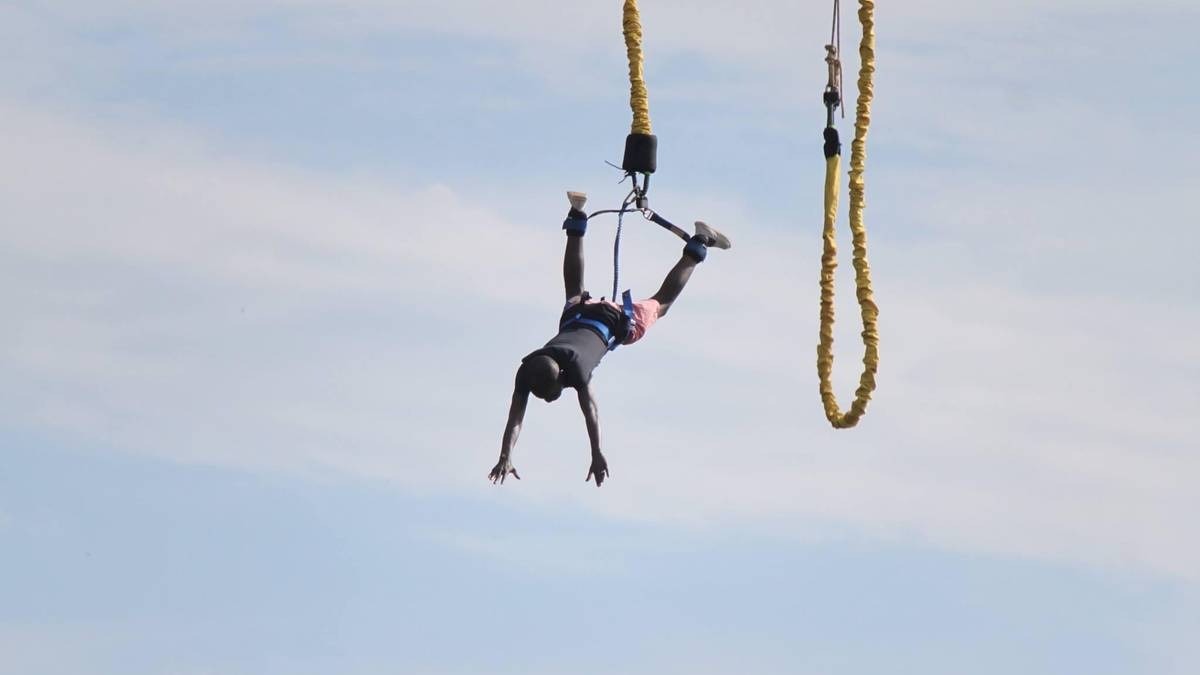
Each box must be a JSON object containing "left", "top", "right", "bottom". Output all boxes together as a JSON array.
[{"left": 816, "top": 0, "right": 880, "bottom": 429}]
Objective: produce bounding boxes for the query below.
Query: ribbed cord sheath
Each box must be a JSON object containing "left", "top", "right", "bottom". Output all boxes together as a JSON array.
[
  {"left": 817, "top": 0, "right": 880, "bottom": 429},
  {"left": 623, "top": 0, "right": 652, "bottom": 135}
]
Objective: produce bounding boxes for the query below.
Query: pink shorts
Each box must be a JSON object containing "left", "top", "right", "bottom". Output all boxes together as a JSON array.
[{"left": 565, "top": 295, "right": 662, "bottom": 346}]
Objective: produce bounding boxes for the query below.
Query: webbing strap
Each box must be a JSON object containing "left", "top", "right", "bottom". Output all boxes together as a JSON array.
[
  {"left": 562, "top": 292, "right": 636, "bottom": 353},
  {"left": 565, "top": 315, "right": 616, "bottom": 348},
  {"left": 614, "top": 290, "right": 635, "bottom": 351}
]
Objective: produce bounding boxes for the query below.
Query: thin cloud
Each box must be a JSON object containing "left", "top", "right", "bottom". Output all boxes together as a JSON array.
[
  {"left": 2, "top": 97, "right": 1196, "bottom": 582},
  {"left": 2, "top": 0, "right": 1197, "bottom": 584}
]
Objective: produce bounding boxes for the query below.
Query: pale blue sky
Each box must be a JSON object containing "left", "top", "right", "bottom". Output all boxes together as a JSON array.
[{"left": 2, "top": 2, "right": 1198, "bottom": 674}]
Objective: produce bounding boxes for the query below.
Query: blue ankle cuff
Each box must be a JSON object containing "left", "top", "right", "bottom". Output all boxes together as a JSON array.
[
  {"left": 684, "top": 237, "right": 708, "bottom": 262},
  {"left": 563, "top": 214, "right": 587, "bottom": 236}
]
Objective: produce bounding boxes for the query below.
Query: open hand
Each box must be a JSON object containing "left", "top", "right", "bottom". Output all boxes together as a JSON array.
[
  {"left": 586, "top": 452, "right": 609, "bottom": 487},
  {"left": 488, "top": 456, "right": 520, "bottom": 485}
]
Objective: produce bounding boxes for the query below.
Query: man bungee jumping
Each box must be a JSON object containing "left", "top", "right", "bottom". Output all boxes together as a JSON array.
[{"left": 489, "top": 191, "right": 731, "bottom": 487}]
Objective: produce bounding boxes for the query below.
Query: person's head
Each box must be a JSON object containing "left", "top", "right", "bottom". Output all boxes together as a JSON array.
[{"left": 518, "top": 355, "right": 563, "bottom": 402}]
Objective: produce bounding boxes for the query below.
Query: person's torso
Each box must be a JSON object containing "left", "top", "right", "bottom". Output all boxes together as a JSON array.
[
  {"left": 523, "top": 296, "right": 630, "bottom": 388},
  {"left": 532, "top": 325, "right": 610, "bottom": 388}
]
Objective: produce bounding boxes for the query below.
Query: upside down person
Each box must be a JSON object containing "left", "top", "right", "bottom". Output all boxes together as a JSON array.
[{"left": 489, "top": 191, "right": 731, "bottom": 487}]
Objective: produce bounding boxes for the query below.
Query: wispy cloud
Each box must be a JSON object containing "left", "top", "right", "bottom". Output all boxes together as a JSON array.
[
  {"left": 3, "top": 92, "right": 1196, "bottom": 582},
  {"left": 2, "top": 0, "right": 1197, "bottom": 586}
]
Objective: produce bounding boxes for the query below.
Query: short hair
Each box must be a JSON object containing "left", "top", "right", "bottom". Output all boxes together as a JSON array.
[{"left": 518, "top": 355, "right": 560, "bottom": 399}]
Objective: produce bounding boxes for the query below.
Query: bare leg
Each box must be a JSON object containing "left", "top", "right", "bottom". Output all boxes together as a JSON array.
[
  {"left": 561, "top": 192, "right": 589, "bottom": 300},
  {"left": 650, "top": 254, "right": 699, "bottom": 317},
  {"left": 564, "top": 232, "right": 584, "bottom": 300}
]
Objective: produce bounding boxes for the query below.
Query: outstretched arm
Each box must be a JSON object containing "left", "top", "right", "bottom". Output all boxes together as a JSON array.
[
  {"left": 577, "top": 383, "right": 609, "bottom": 487},
  {"left": 490, "top": 382, "right": 529, "bottom": 484}
]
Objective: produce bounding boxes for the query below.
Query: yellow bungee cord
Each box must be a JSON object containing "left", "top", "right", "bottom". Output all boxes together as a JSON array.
[
  {"left": 620, "top": 0, "right": 658, "bottom": 182},
  {"left": 817, "top": 0, "right": 880, "bottom": 429},
  {"left": 623, "top": 0, "right": 653, "bottom": 137},
  {"left": 593, "top": 1, "right": 693, "bottom": 308}
]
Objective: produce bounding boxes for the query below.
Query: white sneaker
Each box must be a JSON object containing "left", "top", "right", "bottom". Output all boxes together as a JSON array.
[
  {"left": 567, "top": 191, "right": 588, "bottom": 211},
  {"left": 694, "top": 221, "right": 732, "bottom": 249}
]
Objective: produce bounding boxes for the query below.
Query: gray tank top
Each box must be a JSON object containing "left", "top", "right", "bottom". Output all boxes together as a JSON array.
[{"left": 523, "top": 325, "right": 609, "bottom": 388}]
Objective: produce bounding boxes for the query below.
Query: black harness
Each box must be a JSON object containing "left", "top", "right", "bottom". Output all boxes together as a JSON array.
[{"left": 559, "top": 291, "right": 636, "bottom": 351}]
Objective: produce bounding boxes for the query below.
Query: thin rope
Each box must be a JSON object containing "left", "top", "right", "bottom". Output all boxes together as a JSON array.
[
  {"left": 826, "top": 0, "right": 844, "bottom": 116},
  {"left": 623, "top": 0, "right": 653, "bottom": 135},
  {"left": 830, "top": 0, "right": 840, "bottom": 45},
  {"left": 817, "top": 0, "right": 879, "bottom": 429},
  {"left": 613, "top": 208, "right": 624, "bottom": 300}
]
